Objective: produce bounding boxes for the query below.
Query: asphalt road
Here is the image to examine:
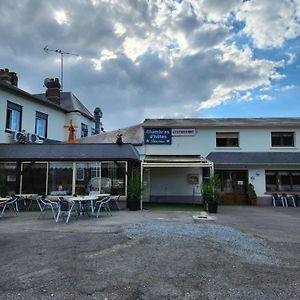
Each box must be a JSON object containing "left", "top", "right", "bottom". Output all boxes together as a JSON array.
[{"left": 0, "top": 206, "right": 299, "bottom": 299}]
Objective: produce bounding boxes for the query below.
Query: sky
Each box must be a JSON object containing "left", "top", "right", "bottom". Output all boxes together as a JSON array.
[{"left": 1, "top": 0, "right": 300, "bottom": 131}]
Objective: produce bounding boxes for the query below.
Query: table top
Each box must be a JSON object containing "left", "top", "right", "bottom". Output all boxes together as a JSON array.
[
  {"left": 69, "top": 194, "right": 110, "bottom": 201},
  {"left": 15, "top": 194, "right": 38, "bottom": 198},
  {"left": 0, "top": 197, "right": 10, "bottom": 201}
]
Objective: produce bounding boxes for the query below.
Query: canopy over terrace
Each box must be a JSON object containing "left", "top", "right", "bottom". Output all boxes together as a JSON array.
[
  {"left": 0, "top": 143, "right": 140, "bottom": 197},
  {"left": 140, "top": 155, "right": 214, "bottom": 207}
]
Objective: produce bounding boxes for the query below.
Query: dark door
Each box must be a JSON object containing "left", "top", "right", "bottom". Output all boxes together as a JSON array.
[{"left": 217, "top": 170, "right": 248, "bottom": 205}]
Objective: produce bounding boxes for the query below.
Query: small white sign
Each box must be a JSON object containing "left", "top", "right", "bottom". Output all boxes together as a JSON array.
[{"left": 172, "top": 128, "right": 196, "bottom": 136}]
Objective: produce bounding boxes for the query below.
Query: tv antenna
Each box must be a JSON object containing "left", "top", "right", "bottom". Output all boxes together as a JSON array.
[{"left": 43, "top": 45, "right": 79, "bottom": 92}]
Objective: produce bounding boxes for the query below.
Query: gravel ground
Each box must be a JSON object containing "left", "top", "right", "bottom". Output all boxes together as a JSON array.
[
  {"left": 124, "top": 223, "right": 280, "bottom": 265},
  {"left": 0, "top": 207, "right": 299, "bottom": 299}
]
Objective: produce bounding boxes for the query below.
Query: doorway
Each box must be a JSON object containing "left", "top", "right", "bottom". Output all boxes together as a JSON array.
[{"left": 216, "top": 170, "right": 249, "bottom": 205}]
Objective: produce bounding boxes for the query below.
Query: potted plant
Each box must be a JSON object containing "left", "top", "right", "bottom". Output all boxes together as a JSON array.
[
  {"left": 127, "top": 169, "right": 142, "bottom": 211},
  {"left": 248, "top": 183, "right": 257, "bottom": 206},
  {"left": 201, "top": 174, "right": 221, "bottom": 213}
]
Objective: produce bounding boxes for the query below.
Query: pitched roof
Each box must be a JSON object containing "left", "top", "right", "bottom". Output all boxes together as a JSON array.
[
  {"left": 0, "top": 143, "right": 140, "bottom": 161},
  {"left": 34, "top": 92, "right": 94, "bottom": 120},
  {"left": 78, "top": 123, "right": 144, "bottom": 145},
  {"left": 1, "top": 81, "right": 94, "bottom": 120},
  {"left": 207, "top": 152, "right": 300, "bottom": 166},
  {"left": 143, "top": 118, "right": 300, "bottom": 128}
]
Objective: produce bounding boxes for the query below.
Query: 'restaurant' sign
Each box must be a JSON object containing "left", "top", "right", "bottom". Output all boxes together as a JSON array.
[
  {"left": 172, "top": 128, "right": 196, "bottom": 136},
  {"left": 144, "top": 128, "right": 172, "bottom": 144}
]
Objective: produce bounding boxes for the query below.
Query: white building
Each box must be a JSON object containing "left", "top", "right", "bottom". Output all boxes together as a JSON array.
[
  {"left": 79, "top": 118, "right": 300, "bottom": 206},
  {"left": 0, "top": 68, "right": 98, "bottom": 144}
]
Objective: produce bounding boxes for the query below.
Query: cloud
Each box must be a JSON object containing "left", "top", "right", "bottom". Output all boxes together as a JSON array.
[
  {"left": 236, "top": 0, "right": 300, "bottom": 48},
  {"left": 0, "top": 0, "right": 297, "bottom": 130}
]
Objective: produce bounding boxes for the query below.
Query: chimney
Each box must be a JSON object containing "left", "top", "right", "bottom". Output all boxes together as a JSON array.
[
  {"left": 0, "top": 68, "right": 18, "bottom": 87},
  {"left": 94, "top": 107, "right": 103, "bottom": 134},
  {"left": 44, "top": 78, "right": 61, "bottom": 105}
]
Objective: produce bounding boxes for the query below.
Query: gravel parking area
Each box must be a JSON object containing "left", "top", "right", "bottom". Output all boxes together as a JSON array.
[{"left": 0, "top": 206, "right": 299, "bottom": 299}]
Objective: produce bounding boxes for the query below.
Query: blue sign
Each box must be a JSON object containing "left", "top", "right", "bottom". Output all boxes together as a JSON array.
[{"left": 144, "top": 128, "right": 172, "bottom": 144}]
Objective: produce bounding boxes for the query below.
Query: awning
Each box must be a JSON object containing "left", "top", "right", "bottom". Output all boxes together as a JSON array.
[
  {"left": 207, "top": 152, "right": 300, "bottom": 167},
  {"left": 142, "top": 155, "right": 213, "bottom": 168},
  {"left": 0, "top": 143, "right": 140, "bottom": 161}
]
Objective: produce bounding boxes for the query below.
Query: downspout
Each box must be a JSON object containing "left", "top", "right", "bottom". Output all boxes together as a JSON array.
[{"left": 140, "top": 159, "right": 144, "bottom": 210}]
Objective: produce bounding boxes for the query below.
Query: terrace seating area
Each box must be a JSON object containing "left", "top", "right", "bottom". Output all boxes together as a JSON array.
[
  {"left": 0, "top": 193, "right": 121, "bottom": 223},
  {"left": 272, "top": 193, "right": 298, "bottom": 207}
]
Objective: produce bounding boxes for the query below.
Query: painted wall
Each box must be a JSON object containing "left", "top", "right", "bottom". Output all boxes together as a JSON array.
[
  {"left": 0, "top": 88, "right": 95, "bottom": 143},
  {"left": 142, "top": 127, "right": 300, "bottom": 157},
  {"left": 149, "top": 167, "right": 202, "bottom": 196}
]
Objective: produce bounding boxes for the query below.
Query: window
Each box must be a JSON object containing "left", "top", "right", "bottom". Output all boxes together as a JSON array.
[
  {"left": 6, "top": 101, "right": 22, "bottom": 132},
  {"left": 271, "top": 132, "right": 294, "bottom": 147},
  {"left": 35, "top": 111, "right": 48, "bottom": 138},
  {"left": 266, "top": 170, "right": 300, "bottom": 191},
  {"left": 81, "top": 123, "right": 88, "bottom": 138},
  {"left": 216, "top": 132, "right": 239, "bottom": 147}
]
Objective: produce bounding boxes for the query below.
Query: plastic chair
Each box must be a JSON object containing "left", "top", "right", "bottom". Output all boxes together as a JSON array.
[
  {"left": 0, "top": 196, "right": 18, "bottom": 218},
  {"left": 37, "top": 195, "right": 60, "bottom": 222},
  {"left": 107, "top": 195, "right": 120, "bottom": 211},
  {"left": 272, "top": 193, "right": 285, "bottom": 207},
  {"left": 284, "top": 194, "right": 297, "bottom": 207},
  {"left": 94, "top": 196, "right": 112, "bottom": 218},
  {"left": 56, "top": 197, "right": 76, "bottom": 223}
]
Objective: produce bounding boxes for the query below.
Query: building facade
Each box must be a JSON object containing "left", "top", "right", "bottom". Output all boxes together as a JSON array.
[
  {"left": 80, "top": 118, "right": 300, "bottom": 206},
  {"left": 0, "top": 68, "right": 97, "bottom": 144}
]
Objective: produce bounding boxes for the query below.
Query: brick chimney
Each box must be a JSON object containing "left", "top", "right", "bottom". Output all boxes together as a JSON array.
[
  {"left": 94, "top": 107, "right": 103, "bottom": 134},
  {"left": 44, "top": 78, "right": 61, "bottom": 105},
  {"left": 0, "top": 68, "right": 18, "bottom": 87}
]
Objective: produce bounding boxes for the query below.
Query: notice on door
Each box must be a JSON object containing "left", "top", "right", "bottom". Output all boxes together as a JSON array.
[{"left": 144, "top": 128, "right": 172, "bottom": 144}]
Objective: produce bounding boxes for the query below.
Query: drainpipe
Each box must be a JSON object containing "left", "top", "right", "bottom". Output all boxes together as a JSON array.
[{"left": 140, "top": 160, "right": 144, "bottom": 210}]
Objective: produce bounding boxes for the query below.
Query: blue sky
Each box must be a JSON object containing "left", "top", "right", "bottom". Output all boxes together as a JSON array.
[{"left": 0, "top": 0, "right": 299, "bottom": 130}]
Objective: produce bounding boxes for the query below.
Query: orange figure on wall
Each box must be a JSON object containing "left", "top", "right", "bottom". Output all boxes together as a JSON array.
[{"left": 64, "top": 120, "right": 78, "bottom": 144}]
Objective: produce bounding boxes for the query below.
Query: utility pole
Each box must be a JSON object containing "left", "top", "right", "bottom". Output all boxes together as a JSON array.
[{"left": 43, "top": 46, "right": 79, "bottom": 92}]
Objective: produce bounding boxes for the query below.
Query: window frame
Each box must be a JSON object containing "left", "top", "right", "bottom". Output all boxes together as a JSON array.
[
  {"left": 265, "top": 170, "right": 300, "bottom": 192},
  {"left": 216, "top": 132, "right": 239, "bottom": 148},
  {"left": 5, "top": 101, "right": 22, "bottom": 132},
  {"left": 35, "top": 111, "right": 48, "bottom": 139},
  {"left": 81, "top": 123, "right": 88, "bottom": 138},
  {"left": 271, "top": 132, "right": 295, "bottom": 147}
]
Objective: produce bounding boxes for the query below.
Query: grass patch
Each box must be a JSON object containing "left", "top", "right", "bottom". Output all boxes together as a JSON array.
[{"left": 142, "top": 203, "right": 204, "bottom": 211}]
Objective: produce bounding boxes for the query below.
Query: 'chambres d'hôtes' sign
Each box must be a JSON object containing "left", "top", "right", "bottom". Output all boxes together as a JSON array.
[{"left": 144, "top": 128, "right": 172, "bottom": 144}]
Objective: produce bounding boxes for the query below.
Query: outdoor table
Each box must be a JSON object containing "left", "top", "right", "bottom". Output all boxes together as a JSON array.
[
  {"left": 69, "top": 194, "right": 110, "bottom": 216},
  {"left": 15, "top": 194, "right": 39, "bottom": 210}
]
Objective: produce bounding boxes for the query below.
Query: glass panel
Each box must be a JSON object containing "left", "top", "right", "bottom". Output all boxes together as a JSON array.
[
  {"left": 291, "top": 171, "right": 300, "bottom": 190},
  {"left": 278, "top": 171, "right": 291, "bottom": 191},
  {"left": 235, "top": 172, "right": 246, "bottom": 193},
  {"left": 22, "top": 163, "right": 47, "bottom": 194},
  {"left": 48, "top": 162, "right": 73, "bottom": 195},
  {"left": 266, "top": 171, "right": 277, "bottom": 191},
  {"left": 36, "top": 118, "right": 46, "bottom": 137},
  {"left": 223, "top": 171, "right": 234, "bottom": 193},
  {"left": 75, "top": 162, "right": 100, "bottom": 195},
  {"left": 0, "top": 163, "right": 17, "bottom": 196},
  {"left": 101, "top": 162, "right": 126, "bottom": 195},
  {"left": 6, "top": 109, "right": 20, "bottom": 131},
  {"left": 282, "top": 133, "right": 294, "bottom": 146}
]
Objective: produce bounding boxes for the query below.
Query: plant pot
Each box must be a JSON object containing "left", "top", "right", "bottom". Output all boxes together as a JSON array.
[
  {"left": 127, "top": 197, "right": 140, "bottom": 211},
  {"left": 207, "top": 202, "right": 218, "bottom": 213}
]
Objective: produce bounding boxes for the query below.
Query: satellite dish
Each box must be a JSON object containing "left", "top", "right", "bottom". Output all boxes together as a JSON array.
[{"left": 44, "top": 78, "right": 51, "bottom": 87}]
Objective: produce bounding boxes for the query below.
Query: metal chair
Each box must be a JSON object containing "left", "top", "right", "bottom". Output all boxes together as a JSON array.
[
  {"left": 283, "top": 194, "right": 297, "bottom": 207},
  {"left": 272, "top": 193, "right": 285, "bottom": 207},
  {"left": 37, "top": 195, "right": 60, "bottom": 222},
  {"left": 0, "top": 196, "right": 18, "bottom": 218},
  {"left": 94, "top": 196, "right": 112, "bottom": 218},
  {"left": 107, "top": 195, "right": 120, "bottom": 211},
  {"left": 56, "top": 197, "right": 77, "bottom": 223}
]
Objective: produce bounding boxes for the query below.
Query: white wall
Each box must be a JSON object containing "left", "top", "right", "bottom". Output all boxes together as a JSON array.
[
  {"left": 141, "top": 127, "right": 300, "bottom": 158},
  {"left": 150, "top": 167, "right": 202, "bottom": 196},
  {"left": 0, "top": 88, "right": 95, "bottom": 143}
]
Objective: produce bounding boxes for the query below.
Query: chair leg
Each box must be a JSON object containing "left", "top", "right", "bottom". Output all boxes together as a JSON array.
[
  {"left": 0, "top": 204, "right": 7, "bottom": 217},
  {"left": 55, "top": 207, "right": 61, "bottom": 223}
]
